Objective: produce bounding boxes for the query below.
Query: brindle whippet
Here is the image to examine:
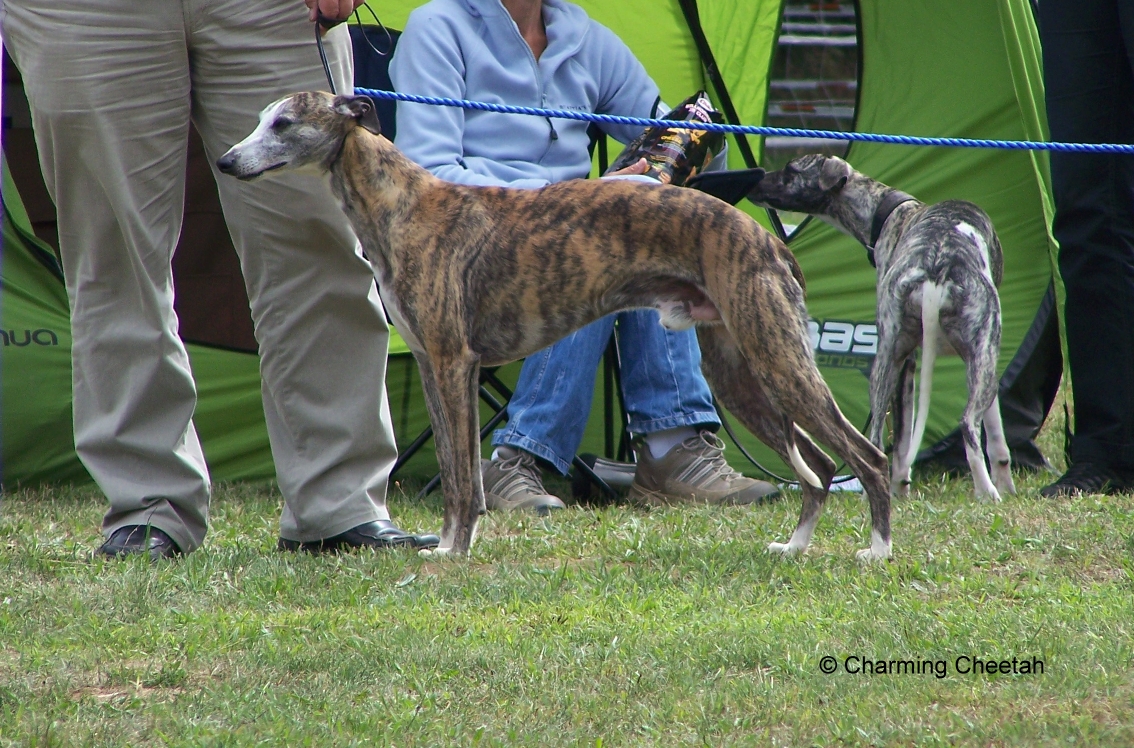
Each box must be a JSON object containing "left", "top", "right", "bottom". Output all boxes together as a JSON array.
[
  {"left": 749, "top": 154, "right": 1016, "bottom": 501},
  {"left": 217, "top": 93, "right": 893, "bottom": 560}
]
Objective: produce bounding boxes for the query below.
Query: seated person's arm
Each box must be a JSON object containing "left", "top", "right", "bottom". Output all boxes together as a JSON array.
[
  {"left": 585, "top": 23, "right": 728, "bottom": 174},
  {"left": 389, "top": 13, "right": 550, "bottom": 189}
]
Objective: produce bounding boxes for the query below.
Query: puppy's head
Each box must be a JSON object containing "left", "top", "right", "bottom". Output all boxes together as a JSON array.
[
  {"left": 746, "top": 154, "right": 852, "bottom": 213},
  {"left": 216, "top": 92, "right": 383, "bottom": 180}
]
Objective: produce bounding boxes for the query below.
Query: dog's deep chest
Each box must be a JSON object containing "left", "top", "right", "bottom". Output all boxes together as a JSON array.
[{"left": 370, "top": 261, "right": 425, "bottom": 355}]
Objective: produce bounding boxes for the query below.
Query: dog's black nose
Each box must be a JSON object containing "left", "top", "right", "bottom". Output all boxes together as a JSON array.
[{"left": 216, "top": 152, "right": 237, "bottom": 173}]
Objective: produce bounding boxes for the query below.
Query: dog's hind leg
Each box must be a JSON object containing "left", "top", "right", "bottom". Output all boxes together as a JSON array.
[
  {"left": 984, "top": 395, "right": 1016, "bottom": 496},
  {"left": 696, "top": 325, "right": 836, "bottom": 556},
  {"left": 888, "top": 356, "right": 918, "bottom": 497},
  {"left": 414, "top": 351, "right": 486, "bottom": 555},
  {"left": 868, "top": 323, "right": 918, "bottom": 495},
  {"left": 867, "top": 330, "right": 904, "bottom": 452},
  {"left": 789, "top": 386, "right": 893, "bottom": 561},
  {"left": 960, "top": 355, "right": 1002, "bottom": 502}
]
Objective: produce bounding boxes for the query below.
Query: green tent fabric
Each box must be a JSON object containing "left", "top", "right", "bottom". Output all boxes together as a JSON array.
[
  {"left": 1, "top": 0, "right": 1059, "bottom": 487},
  {"left": 1, "top": 155, "right": 83, "bottom": 483}
]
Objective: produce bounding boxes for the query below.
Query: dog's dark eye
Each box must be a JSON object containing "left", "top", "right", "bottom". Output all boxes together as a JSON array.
[{"left": 272, "top": 117, "right": 294, "bottom": 131}]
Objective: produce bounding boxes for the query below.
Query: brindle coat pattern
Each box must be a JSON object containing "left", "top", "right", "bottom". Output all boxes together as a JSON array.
[
  {"left": 749, "top": 154, "right": 1016, "bottom": 501},
  {"left": 218, "top": 93, "right": 892, "bottom": 560}
]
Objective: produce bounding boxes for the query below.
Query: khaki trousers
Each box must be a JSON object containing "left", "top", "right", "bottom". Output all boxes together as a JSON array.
[{"left": 3, "top": 0, "right": 398, "bottom": 550}]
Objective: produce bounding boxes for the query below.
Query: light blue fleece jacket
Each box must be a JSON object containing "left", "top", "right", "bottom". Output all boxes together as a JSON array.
[{"left": 388, "top": 0, "right": 665, "bottom": 188}]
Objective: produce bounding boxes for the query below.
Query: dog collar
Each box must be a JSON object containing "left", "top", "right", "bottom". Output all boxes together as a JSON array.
[{"left": 866, "top": 189, "right": 918, "bottom": 266}]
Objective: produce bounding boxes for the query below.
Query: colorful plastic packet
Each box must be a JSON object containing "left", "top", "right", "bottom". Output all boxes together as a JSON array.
[{"left": 604, "top": 91, "right": 725, "bottom": 187}]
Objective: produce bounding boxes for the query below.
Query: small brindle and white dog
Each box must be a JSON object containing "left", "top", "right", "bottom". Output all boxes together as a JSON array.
[
  {"left": 217, "top": 93, "right": 894, "bottom": 560},
  {"left": 749, "top": 154, "right": 1016, "bottom": 501}
]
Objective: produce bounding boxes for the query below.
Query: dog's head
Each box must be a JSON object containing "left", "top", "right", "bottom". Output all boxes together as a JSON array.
[
  {"left": 217, "top": 92, "right": 383, "bottom": 180},
  {"left": 746, "top": 154, "right": 853, "bottom": 213}
]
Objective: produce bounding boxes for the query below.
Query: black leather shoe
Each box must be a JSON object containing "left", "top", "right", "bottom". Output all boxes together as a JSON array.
[
  {"left": 1040, "top": 462, "right": 1134, "bottom": 498},
  {"left": 278, "top": 520, "right": 441, "bottom": 554},
  {"left": 96, "top": 525, "right": 182, "bottom": 561}
]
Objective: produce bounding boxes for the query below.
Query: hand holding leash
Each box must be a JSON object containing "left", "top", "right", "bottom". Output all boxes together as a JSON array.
[
  {"left": 311, "top": 0, "right": 392, "bottom": 95},
  {"left": 306, "top": 0, "right": 365, "bottom": 27}
]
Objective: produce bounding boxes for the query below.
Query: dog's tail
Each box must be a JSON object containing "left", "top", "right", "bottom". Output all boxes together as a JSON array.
[
  {"left": 906, "top": 282, "right": 948, "bottom": 469},
  {"left": 783, "top": 415, "right": 823, "bottom": 488}
]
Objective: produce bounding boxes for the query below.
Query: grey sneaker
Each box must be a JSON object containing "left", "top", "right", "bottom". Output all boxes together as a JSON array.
[
  {"left": 628, "top": 431, "right": 780, "bottom": 506},
  {"left": 481, "top": 447, "right": 567, "bottom": 515}
]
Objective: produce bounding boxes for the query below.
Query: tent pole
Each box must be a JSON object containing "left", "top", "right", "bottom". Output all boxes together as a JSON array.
[{"left": 675, "top": 0, "right": 788, "bottom": 241}]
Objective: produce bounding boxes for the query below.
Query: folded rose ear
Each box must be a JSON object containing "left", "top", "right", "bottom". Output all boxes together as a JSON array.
[
  {"left": 819, "top": 157, "right": 851, "bottom": 192},
  {"left": 333, "top": 95, "right": 382, "bottom": 135}
]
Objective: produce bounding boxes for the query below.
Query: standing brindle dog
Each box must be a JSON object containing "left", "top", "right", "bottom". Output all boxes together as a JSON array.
[
  {"left": 217, "top": 93, "right": 893, "bottom": 559},
  {"left": 749, "top": 154, "right": 1016, "bottom": 501}
]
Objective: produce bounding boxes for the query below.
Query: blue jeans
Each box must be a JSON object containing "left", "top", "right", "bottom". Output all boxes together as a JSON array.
[{"left": 492, "top": 310, "right": 719, "bottom": 475}]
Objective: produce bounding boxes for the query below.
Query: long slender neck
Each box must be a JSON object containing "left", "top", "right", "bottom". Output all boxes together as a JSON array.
[
  {"left": 820, "top": 174, "right": 893, "bottom": 247},
  {"left": 327, "top": 128, "right": 434, "bottom": 262}
]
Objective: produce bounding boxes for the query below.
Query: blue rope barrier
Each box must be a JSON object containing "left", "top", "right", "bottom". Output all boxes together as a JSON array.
[{"left": 356, "top": 86, "right": 1134, "bottom": 155}]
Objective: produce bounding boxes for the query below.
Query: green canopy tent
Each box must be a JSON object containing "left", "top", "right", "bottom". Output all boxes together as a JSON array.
[{"left": 0, "top": 0, "right": 1059, "bottom": 488}]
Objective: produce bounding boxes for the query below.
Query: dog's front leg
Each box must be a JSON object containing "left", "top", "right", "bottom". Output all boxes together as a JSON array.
[{"left": 414, "top": 351, "right": 485, "bottom": 555}]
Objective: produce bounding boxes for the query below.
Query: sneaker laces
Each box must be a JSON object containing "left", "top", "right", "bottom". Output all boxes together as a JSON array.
[
  {"left": 672, "top": 432, "right": 748, "bottom": 488},
  {"left": 491, "top": 451, "right": 549, "bottom": 499}
]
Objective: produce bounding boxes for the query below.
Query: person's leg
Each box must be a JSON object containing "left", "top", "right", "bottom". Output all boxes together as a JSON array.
[
  {"left": 614, "top": 311, "right": 718, "bottom": 434},
  {"left": 187, "top": 0, "right": 417, "bottom": 543},
  {"left": 615, "top": 311, "right": 779, "bottom": 505},
  {"left": 481, "top": 318, "right": 614, "bottom": 512},
  {"left": 4, "top": 0, "right": 210, "bottom": 553},
  {"left": 1040, "top": 0, "right": 1134, "bottom": 493},
  {"left": 492, "top": 317, "right": 615, "bottom": 475}
]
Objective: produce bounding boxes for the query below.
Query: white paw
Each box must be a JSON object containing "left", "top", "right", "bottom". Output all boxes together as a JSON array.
[
  {"left": 856, "top": 532, "right": 892, "bottom": 562},
  {"left": 993, "top": 473, "right": 1017, "bottom": 496},
  {"left": 767, "top": 541, "right": 803, "bottom": 556},
  {"left": 855, "top": 546, "right": 891, "bottom": 562},
  {"left": 418, "top": 545, "right": 453, "bottom": 558},
  {"left": 976, "top": 487, "right": 1003, "bottom": 503}
]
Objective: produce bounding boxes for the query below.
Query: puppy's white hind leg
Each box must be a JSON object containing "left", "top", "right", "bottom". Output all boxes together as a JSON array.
[
  {"left": 962, "top": 413, "right": 1001, "bottom": 502},
  {"left": 984, "top": 394, "right": 1016, "bottom": 496}
]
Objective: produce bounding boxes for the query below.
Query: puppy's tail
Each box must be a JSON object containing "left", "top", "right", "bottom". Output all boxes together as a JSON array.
[
  {"left": 906, "top": 282, "right": 948, "bottom": 469},
  {"left": 784, "top": 415, "right": 823, "bottom": 488}
]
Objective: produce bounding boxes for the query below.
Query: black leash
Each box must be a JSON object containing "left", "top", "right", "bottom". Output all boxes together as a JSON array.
[{"left": 315, "top": 3, "right": 393, "bottom": 95}]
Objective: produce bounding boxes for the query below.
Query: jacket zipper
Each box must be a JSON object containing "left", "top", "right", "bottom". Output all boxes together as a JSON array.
[{"left": 509, "top": 16, "right": 559, "bottom": 157}]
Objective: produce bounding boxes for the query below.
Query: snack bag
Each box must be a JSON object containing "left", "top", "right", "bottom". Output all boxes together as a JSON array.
[{"left": 604, "top": 91, "right": 725, "bottom": 186}]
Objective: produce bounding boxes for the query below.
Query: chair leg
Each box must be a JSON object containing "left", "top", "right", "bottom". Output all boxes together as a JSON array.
[{"left": 603, "top": 332, "right": 634, "bottom": 462}]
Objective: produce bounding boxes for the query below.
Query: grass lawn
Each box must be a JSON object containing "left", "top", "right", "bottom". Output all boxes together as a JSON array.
[{"left": 2, "top": 394, "right": 1132, "bottom": 746}]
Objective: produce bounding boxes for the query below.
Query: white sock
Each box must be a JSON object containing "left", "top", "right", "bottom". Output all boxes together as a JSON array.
[{"left": 645, "top": 426, "right": 699, "bottom": 459}]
